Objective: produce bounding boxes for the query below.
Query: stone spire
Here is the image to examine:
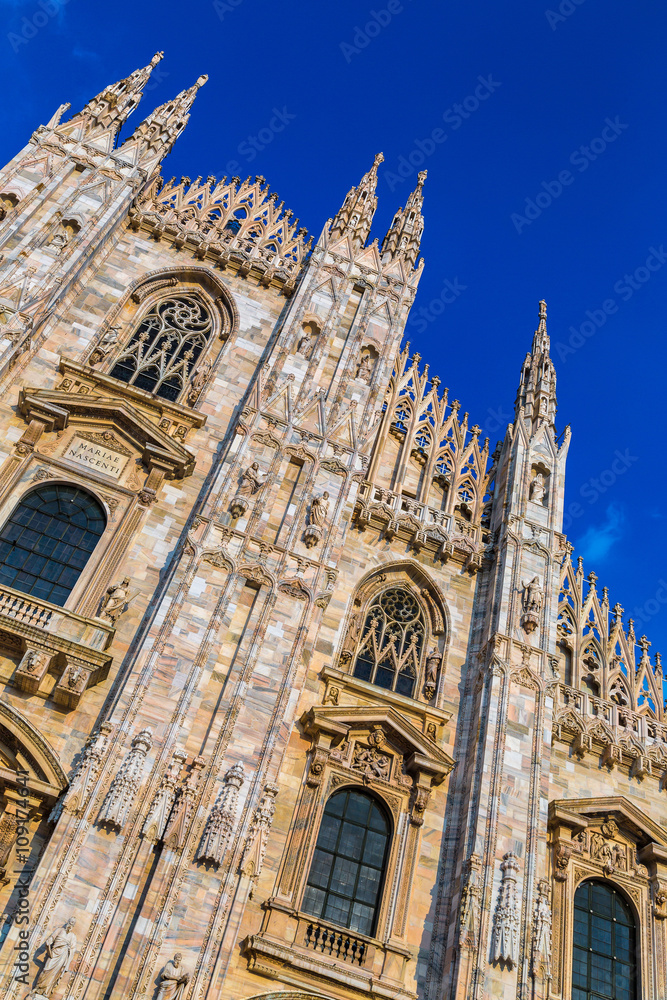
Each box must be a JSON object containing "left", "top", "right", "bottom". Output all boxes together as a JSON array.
[
  {"left": 51, "top": 52, "right": 164, "bottom": 151},
  {"left": 515, "top": 299, "right": 557, "bottom": 427},
  {"left": 330, "top": 152, "right": 384, "bottom": 246},
  {"left": 380, "top": 170, "right": 426, "bottom": 269},
  {"left": 118, "top": 73, "right": 208, "bottom": 167}
]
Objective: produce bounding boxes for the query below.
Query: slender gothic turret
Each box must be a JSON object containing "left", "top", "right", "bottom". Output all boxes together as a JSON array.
[
  {"left": 381, "top": 169, "right": 426, "bottom": 269},
  {"left": 118, "top": 74, "right": 208, "bottom": 168},
  {"left": 49, "top": 52, "right": 165, "bottom": 151},
  {"left": 515, "top": 298, "right": 557, "bottom": 427},
  {"left": 330, "top": 152, "right": 383, "bottom": 245}
]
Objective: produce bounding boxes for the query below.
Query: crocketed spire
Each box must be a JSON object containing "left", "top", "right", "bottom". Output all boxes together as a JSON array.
[
  {"left": 380, "top": 170, "right": 426, "bottom": 269},
  {"left": 330, "top": 152, "right": 384, "bottom": 246}
]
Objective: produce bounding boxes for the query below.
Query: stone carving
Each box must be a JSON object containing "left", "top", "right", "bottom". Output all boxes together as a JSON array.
[
  {"left": 156, "top": 953, "right": 190, "bottom": 1000},
  {"left": 187, "top": 357, "right": 212, "bottom": 404},
  {"left": 459, "top": 857, "right": 482, "bottom": 948},
  {"left": 351, "top": 743, "right": 391, "bottom": 782},
  {"left": 196, "top": 762, "right": 244, "bottom": 866},
  {"left": 51, "top": 724, "right": 114, "bottom": 822},
  {"left": 89, "top": 326, "right": 120, "bottom": 365},
  {"left": 424, "top": 649, "right": 441, "bottom": 700},
  {"left": 304, "top": 491, "right": 329, "bottom": 548},
  {"left": 34, "top": 917, "right": 77, "bottom": 997},
  {"left": 309, "top": 491, "right": 330, "bottom": 528},
  {"left": 142, "top": 750, "right": 186, "bottom": 844},
  {"left": 355, "top": 352, "right": 373, "bottom": 383},
  {"left": 521, "top": 576, "right": 543, "bottom": 634},
  {"left": 296, "top": 324, "right": 315, "bottom": 357},
  {"left": 323, "top": 686, "right": 339, "bottom": 706},
  {"left": 231, "top": 462, "right": 265, "bottom": 517},
  {"left": 340, "top": 612, "right": 362, "bottom": 663},
  {"left": 22, "top": 650, "right": 42, "bottom": 673},
  {"left": 532, "top": 880, "right": 552, "bottom": 980},
  {"left": 530, "top": 472, "right": 546, "bottom": 504},
  {"left": 240, "top": 782, "right": 279, "bottom": 882},
  {"left": 163, "top": 756, "right": 206, "bottom": 850},
  {"left": 98, "top": 728, "right": 152, "bottom": 830},
  {"left": 492, "top": 852, "right": 520, "bottom": 967},
  {"left": 98, "top": 578, "right": 131, "bottom": 624}
]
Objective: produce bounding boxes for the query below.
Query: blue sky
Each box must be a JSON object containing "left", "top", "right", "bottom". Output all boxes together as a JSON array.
[{"left": 3, "top": 0, "right": 667, "bottom": 651}]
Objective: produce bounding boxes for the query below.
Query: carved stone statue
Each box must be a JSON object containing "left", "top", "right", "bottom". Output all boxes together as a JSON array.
[
  {"left": 156, "top": 953, "right": 190, "bottom": 1000},
  {"left": 521, "top": 577, "right": 543, "bottom": 634},
  {"left": 34, "top": 918, "right": 77, "bottom": 997},
  {"left": 356, "top": 352, "right": 373, "bottom": 383},
  {"left": 532, "top": 880, "right": 552, "bottom": 979},
  {"left": 530, "top": 472, "right": 546, "bottom": 504},
  {"left": 296, "top": 325, "right": 313, "bottom": 357},
  {"left": 309, "top": 491, "right": 330, "bottom": 528},
  {"left": 89, "top": 326, "right": 120, "bottom": 364},
  {"left": 424, "top": 649, "right": 441, "bottom": 700},
  {"left": 99, "top": 578, "right": 131, "bottom": 624},
  {"left": 187, "top": 358, "right": 212, "bottom": 403},
  {"left": 238, "top": 462, "right": 265, "bottom": 498}
]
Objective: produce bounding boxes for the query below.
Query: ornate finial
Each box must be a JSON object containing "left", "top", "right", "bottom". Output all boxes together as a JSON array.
[
  {"left": 587, "top": 571, "right": 597, "bottom": 588},
  {"left": 417, "top": 169, "right": 427, "bottom": 185},
  {"left": 151, "top": 52, "right": 164, "bottom": 66},
  {"left": 656, "top": 652, "right": 662, "bottom": 675},
  {"left": 639, "top": 635, "right": 651, "bottom": 655},
  {"left": 602, "top": 586, "right": 609, "bottom": 604},
  {"left": 196, "top": 74, "right": 209, "bottom": 88},
  {"left": 612, "top": 602, "right": 624, "bottom": 623},
  {"left": 539, "top": 299, "right": 547, "bottom": 321},
  {"left": 577, "top": 556, "right": 584, "bottom": 572},
  {"left": 374, "top": 152, "right": 384, "bottom": 166}
]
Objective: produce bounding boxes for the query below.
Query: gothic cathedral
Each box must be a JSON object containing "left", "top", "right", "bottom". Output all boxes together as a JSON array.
[{"left": 0, "top": 53, "right": 662, "bottom": 1000}]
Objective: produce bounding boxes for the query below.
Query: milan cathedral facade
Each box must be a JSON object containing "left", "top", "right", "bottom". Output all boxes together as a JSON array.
[{"left": 0, "top": 53, "right": 662, "bottom": 1000}]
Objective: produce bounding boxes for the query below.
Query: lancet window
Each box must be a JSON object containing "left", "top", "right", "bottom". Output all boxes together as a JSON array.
[
  {"left": 352, "top": 587, "right": 426, "bottom": 698},
  {"left": 109, "top": 295, "right": 213, "bottom": 403}
]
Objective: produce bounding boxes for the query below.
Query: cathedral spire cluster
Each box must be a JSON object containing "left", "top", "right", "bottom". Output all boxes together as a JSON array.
[
  {"left": 330, "top": 153, "right": 426, "bottom": 269},
  {"left": 49, "top": 52, "right": 165, "bottom": 150}
]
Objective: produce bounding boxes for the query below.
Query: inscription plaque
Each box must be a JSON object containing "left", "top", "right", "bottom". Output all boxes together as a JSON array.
[{"left": 64, "top": 436, "right": 129, "bottom": 479}]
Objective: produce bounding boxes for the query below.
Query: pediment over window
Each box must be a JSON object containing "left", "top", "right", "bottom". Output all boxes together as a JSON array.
[
  {"left": 19, "top": 385, "right": 197, "bottom": 479},
  {"left": 549, "top": 795, "right": 667, "bottom": 851},
  {"left": 300, "top": 704, "right": 454, "bottom": 784}
]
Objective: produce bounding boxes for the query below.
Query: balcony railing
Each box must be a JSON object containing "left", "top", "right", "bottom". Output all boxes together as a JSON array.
[
  {"left": 303, "top": 921, "right": 367, "bottom": 967},
  {"left": 0, "top": 584, "right": 114, "bottom": 652}
]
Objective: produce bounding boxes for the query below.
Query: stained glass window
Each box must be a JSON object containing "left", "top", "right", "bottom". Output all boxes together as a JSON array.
[
  {"left": 572, "top": 880, "right": 637, "bottom": 1000},
  {"left": 352, "top": 587, "right": 425, "bottom": 698},
  {"left": 0, "top": 485, "right": 106, "bottom": 606},
  {"left": 109, "top": 296, "right": 213, "bottom": 402},
  {"left": 302, "top": 789, "right": 389, "bottom": 937}
]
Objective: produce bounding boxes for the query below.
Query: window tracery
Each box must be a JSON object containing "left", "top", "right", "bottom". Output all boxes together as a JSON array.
[
  {"left": 351, "top": 587, "right": 426, "bottom": 698},
  {"left": 572, "top": 880, "right": 637, "bottom": 1000},
  {"left": 108, "top": 295, "right": 213, "bottom": 403}
]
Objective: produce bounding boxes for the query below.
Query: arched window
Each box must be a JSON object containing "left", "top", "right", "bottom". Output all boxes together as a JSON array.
[
  {"left": 573, "top": 880, "right": 637, "bottom": 1000},
  {"left": 0, "top": 485, "right": 106, "bottom": 606},
  {"left": 302, "top": 788, "right": 389, "bottom": 937},
  {"left": 352, "top": 587, "right": 425, "bottom": 697},
  {"left": 109, "top": 295, "right": 213, "bottom": 402}
]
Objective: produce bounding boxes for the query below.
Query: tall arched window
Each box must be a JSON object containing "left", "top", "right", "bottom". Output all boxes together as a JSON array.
[
  {"left": 573, "top": 880, "right": 637, "bottom": 1000},
  {"left": 352, "top": 587, "right": 425, "bottom": 697},
  {"left": 0, "top": 485, "right": 106, "bottom": 606},
  {"left": 302, "top": 788, "right": 389, "bottom": 937},
  {"left": 109, "top": 295, "right": 213, "bottom": 402}
]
